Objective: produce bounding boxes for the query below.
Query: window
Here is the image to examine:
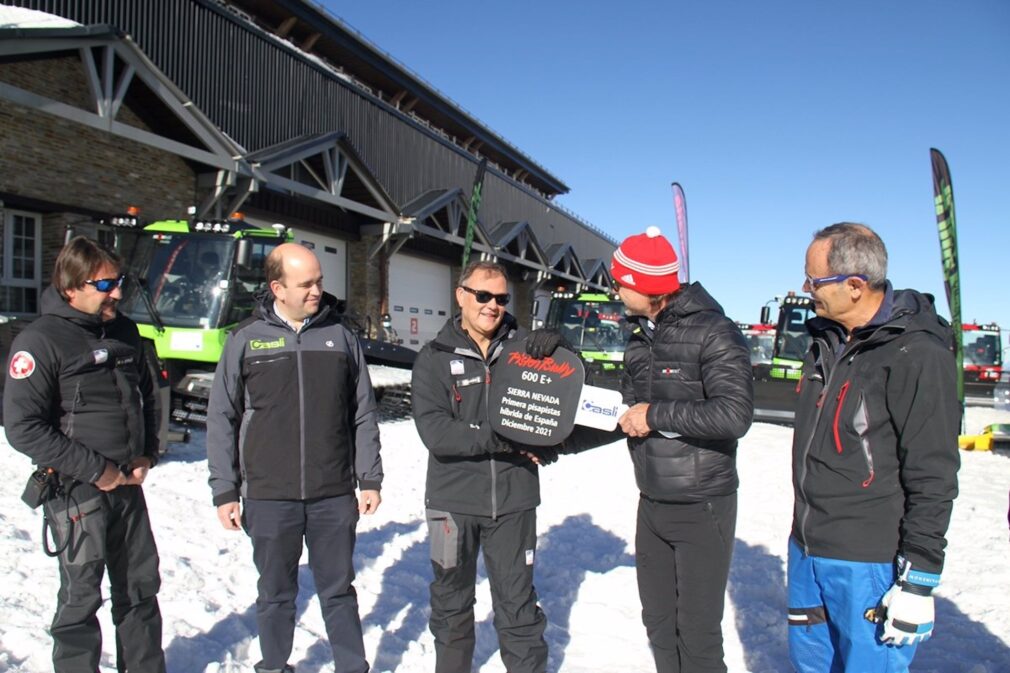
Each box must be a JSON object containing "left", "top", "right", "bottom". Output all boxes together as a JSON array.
[{"left": 0, "top": 210, "right": 42, "bottom": 315}]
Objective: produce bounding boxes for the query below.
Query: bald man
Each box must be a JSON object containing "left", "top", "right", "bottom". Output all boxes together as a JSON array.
[{"left": 207, "top": 243, "right": 383, "bottom": 673}]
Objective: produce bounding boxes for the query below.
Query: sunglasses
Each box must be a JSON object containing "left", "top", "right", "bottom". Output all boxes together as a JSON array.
[
  {"left": 460, "top": 285, "right": 510, "bottom": 306},
  {"left": 802, "top": 273, "right": 867, "bottom": 291},
  {"left": 84, "top": 275, "right": 125, "bottom": 293}
]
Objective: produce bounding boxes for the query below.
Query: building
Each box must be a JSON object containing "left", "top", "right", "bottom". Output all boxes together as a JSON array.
[{"left": 0, "top": 0, "right": 616, "bottom": 361}]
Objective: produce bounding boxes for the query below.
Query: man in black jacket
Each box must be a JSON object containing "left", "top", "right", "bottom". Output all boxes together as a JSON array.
[
  {"left": 788, "top": 223, "right": 959, "bottom": 673},
  {"left": 412, "top": 260, "right": 571, "bottom": 673},
  {"left": 3, "top": 237, "right": 165, "bottom": 673},
  {"left": 207, "top": 243, "right": 382, "bottom": 673},
  {"left": 612, "top": 227, "right": 753, "bottom": 673}
]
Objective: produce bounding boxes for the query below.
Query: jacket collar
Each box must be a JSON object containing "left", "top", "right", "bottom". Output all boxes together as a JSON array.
[
  {"left": 253, "top": 290, "right": 340, "bottom": 332},
  {"left": 40, "top": 285, "right": 104, "bottom": 332},
  {"left": 433, "top": 312, "right": 518, "bottom": 360}
]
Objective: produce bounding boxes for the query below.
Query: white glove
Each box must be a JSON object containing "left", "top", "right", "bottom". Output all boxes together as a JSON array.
[{"left": 879, "top": 556, "right": 939, "bottom": 646}]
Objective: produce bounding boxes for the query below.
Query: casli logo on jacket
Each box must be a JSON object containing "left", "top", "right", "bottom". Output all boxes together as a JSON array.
[{"left": 250, "top": 337, "right": 286, "bottom": 351}]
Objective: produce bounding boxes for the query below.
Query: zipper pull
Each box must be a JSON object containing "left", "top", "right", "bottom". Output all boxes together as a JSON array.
[
  {"left": 485, "top": 370, "right": 491, "bottom": 385},
  {"left": 452, "top": 384, "right": 461, "bottom": 403}
]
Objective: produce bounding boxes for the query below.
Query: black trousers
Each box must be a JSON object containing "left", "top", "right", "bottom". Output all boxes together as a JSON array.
[
  {"left": 636, "top": 493, "right": 737, "bottom": 673},
  {"left": 44, "top": 483, "right": 165, "bottom": 673},
  {"left": 243, "top": 495, "right": 367, "bottom": 673},
  {"left": 426, "top": 508, "right": 548, "bottom": 673}
]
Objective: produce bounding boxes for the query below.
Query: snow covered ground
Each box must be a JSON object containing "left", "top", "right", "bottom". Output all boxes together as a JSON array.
[{"left": 1, "top": 405, "right": 1007, "bottom": 673}]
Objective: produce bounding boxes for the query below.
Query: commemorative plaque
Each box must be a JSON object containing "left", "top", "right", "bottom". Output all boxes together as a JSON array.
[{"left": 488, "top": 339, "right": 584, "bottom": 446}]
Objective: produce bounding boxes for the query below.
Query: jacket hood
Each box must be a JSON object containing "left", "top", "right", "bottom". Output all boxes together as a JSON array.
[
  {"left": 40, "top": 284, "right": 104, "bottom": 330},
  {"left": 433, "top": 312, "right": 519, "bottom": 355},
  {"left": 253, "top": 289, "right": 342, "bottom": 329},
  {"left": 809, "top": 283, "right": 951, "bottom": 347}
]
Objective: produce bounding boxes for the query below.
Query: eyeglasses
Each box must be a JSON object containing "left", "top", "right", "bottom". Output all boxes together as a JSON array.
[
  {"left": 84, "top": 275, "right": 125, "bottom": 293},
  {"left": 611, "top": 279, "right": 623, "bottom": 292},
  {"left": 460, "top": 285, "right": 510, "bottom": 306},
  {"left": 803, "top": 273, "right": 867, "bottom": 290}
]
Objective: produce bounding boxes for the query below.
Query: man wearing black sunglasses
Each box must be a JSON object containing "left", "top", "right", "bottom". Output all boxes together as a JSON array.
[
  {"left": 4, "top": 236, "right": 166, "bottom": 673},
  {"left": 411, "top": 260, "right": 569, "bottom": 673}
]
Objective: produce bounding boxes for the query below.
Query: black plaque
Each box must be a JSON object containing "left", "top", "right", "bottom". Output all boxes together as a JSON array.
[{"left": 488, "top": 338, "right": 584, "bottom": 446}]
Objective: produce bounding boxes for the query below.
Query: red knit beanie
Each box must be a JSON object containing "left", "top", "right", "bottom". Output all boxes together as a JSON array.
[{"left": 611, "top": 226, "right": 681, "bottom": 295}]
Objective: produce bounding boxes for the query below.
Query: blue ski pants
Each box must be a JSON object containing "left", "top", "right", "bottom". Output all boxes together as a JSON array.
[{"left": 787, "top": 537, "right": 919, "bottom": 673}]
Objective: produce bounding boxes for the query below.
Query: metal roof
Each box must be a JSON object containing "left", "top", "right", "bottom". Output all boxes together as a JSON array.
[{"left": 226, "top": 0, "right": 570, "bottom": 197}]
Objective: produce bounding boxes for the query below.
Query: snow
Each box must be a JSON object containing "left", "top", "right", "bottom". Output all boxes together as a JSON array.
[
  {"left": 0, "top": 6, "right": 80, "bottom": 29},
  {"left": 1, "top": 406, "right": 1008, "bottom": 673}
]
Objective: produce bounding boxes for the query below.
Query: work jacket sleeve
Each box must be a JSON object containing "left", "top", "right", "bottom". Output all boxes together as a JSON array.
[
  {"left": 410, "top": 347, "right": 503, "bottom": 458},
  {"left": 646, "top": 321, "right": 754, "bottom": 440},
  {"left": 133, "top": 327, "right": 160, "bottom": 466},
  {"left": 3, "top": 329, "right": 107, "bottom": 483},
  {"left": 206, "top": 331, "right": 245, "bottom": 506},
  {"left": 346, "top": 329, "right": 383, "bottom": 491},
  {"left": 887, "top": 337, "right": 961, "bottom": 573}
]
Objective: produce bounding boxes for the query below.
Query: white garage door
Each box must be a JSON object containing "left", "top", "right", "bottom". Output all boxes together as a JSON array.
[{"left": 389, "top": 253, "right": 452, "bottom": 350}]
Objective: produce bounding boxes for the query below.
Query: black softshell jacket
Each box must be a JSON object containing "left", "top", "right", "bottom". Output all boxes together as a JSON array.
[
  {"left": 3, "top": 286, "right": 158, "bottom": 483},
  {"left": 621, "top": 282, "right": 754, "bottom": 502},
  {"left": 791, "top": 286, "right": 960, "bottom": 573},
  {"left": 206, "top": 293, "right": 382, "bottom": 505},
  {"left": 411, "top": 314, "right": 545, "bottom": 518}
]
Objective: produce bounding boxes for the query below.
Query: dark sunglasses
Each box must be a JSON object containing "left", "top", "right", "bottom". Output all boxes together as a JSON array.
[
  {"left": 460, "top": 285, "right": 510, "bottom": 306},
  {"left": 84, "top": 275, "right": 125, "bottom": 293}
]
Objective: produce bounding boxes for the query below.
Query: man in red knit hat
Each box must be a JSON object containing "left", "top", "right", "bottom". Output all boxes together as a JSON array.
[{"left": 612, "top": 226, "right": 754, "bottom": 673}]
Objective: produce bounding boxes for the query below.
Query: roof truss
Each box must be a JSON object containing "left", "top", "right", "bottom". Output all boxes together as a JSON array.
[{"left": 0, "top": 29, "right": 249, "bottom": 175}]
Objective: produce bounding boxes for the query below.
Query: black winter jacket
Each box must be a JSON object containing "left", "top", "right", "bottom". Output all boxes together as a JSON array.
[
  {"left": 3, "top": 286, "right": 158, "bottom": 483},
  {"left": 791, "top": 285, "right": 960, "bottom": 573},
  {"left": 621, "top": 282, "right": 754, "bottom": 502},
  {"left": 206, "top": 292, "right": 382, "bottom": 505},
  {"left": 411, "top": 313, "right": 543, "bottom": 518}
]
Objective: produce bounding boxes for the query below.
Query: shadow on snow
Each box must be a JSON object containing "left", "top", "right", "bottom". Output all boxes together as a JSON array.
[{"left": 727, "top": 539, "right": 1010, "bottom": 673}]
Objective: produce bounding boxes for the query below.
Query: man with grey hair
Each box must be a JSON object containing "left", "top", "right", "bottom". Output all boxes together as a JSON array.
[{"left": 788, "top": 222, "right": 960, "bottom": 673}]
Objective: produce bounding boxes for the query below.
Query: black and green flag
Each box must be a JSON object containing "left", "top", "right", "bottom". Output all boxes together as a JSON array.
[
  {"left": 461, "top": 158, "right": 488, "bottom": 267},
  {"left": 930, "top": 147, "right": 964, "bottom": 407}
]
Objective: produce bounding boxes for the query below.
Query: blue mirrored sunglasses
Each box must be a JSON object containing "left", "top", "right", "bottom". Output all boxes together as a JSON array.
[
  {"left": 84, "top": 275, "right": 125, "bottom": 293},
  {"left": 803, "top": 273, "right": 867, "bottom": 290}
]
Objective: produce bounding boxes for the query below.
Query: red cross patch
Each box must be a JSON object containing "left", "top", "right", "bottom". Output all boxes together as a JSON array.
[{"left": 9, "top": 351, "right": 36, "bottom": 380}]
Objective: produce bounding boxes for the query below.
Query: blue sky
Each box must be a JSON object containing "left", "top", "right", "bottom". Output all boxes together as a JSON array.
[{"left": 324, "top": 0, "right": 1010, "bottom": 333}]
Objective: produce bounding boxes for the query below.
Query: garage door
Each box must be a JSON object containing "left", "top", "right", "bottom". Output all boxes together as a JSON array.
[{"left": 389, "top": 253, "right": 451, "bottom": 350}]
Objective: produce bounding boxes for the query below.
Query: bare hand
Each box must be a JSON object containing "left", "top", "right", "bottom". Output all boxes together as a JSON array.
[
  {"left": 619, "top": 403, "right": 652, "bottom": 438},
  {"left": 519, "top": 449, "right": 543, "bottom": 465},
  {"left": 122, "top": 456, "right": 152, "bottom": 486},
  {"left": 359, "top": 489, "right": 382, "bottom": 515},
  {"left": 95, "top": 462, "right": 127, "bottom": 491},
  {"left": 217, "top": 502, "right": 242, "bottom": 531}
]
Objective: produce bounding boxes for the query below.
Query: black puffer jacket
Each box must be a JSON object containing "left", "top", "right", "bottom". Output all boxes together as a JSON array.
[
  {"left": 791, "top": 286, "right": 960, "bottom": 573},
  {"left": 621, "top": 282, "right": 754, "bottom": 502},
  {"left": 3, "top": 286, "right": 158, "bottom": 483}
]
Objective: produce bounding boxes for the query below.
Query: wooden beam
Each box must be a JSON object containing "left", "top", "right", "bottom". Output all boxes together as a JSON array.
[
  {"left": 302, "top": 32, "right": 321, "bottom": 51},
  {"left": 276, "top": 16, "right": 297, "bottom": 38}
]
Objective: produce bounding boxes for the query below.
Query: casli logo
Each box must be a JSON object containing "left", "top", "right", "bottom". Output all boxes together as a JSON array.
[
  {"left": 250, "top": 338, "right": 286, "bottom": 350},
  {"left": 582, "top": 400, "right": 619, "bottom": 417}
]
